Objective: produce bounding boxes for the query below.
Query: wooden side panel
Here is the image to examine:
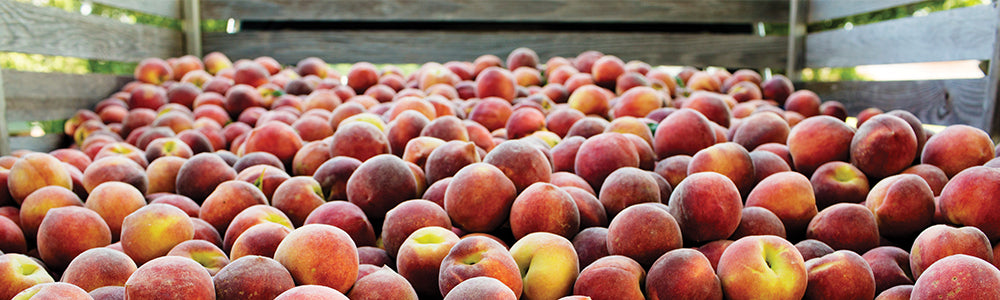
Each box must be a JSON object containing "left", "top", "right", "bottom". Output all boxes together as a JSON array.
[
  {"left": 805, "top": 5, "right": 996, "bottom": 68},
  {"left": 9, "top": 134, "right": 67, "bottom": 153},
  {"left": 801, "top": 79, "right": 991, "bottom": 130},
  {"left": 200, "top": 0, "right": 789, "bottom": 23},
  {"left": 204, "top": 30, "right": 787, "bottom": 69},
  {"left": 1, "top": 70, "right": 130, "bottom": 123},
  {"left": 808, "top": 0, "right": 923, "bottom": 21},
  {"left": 0, "top": 1, "right": 183, "bottom": 62},
  {"left": 91, "top": 0, "right": 183, "bottom": 18}
]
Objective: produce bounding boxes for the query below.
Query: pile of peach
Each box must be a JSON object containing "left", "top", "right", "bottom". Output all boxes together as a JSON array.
[{"left": 1, "top": 47, "right": 999, "bottom": 299}]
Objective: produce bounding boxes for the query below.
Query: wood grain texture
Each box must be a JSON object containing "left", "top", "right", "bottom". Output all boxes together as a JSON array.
[
  {"left": 805, "top": 4, "right": 997, "bottom": 68},
  {"left": 800, "top": 79, "right": 992, "bottom": 130},
  {"left": 808, "top": 0, "right": 924, "bottom": 21},
  {"left": 0, "top": 1, "right": 183, "bottom": 62},
  {"left": 2, "top": 70, "right": 130, "bottom": 123},
  {"left": 200, "top": 0, "right": 789, "bottom": 24},
  {"left": 0, "top": 67, "right": 8, "bottom": 155},
  {"left": 985, "top": 0, "right": 1000, "bottom": 138},
  {"left": 204, "top": 30, "right": 787, "bottom": 69},
  {"left": 10, "top": 134, "right": 67, "bottom": 153},
  {"left": 91, "top": 0, "right": 182, "bottom": 18}
]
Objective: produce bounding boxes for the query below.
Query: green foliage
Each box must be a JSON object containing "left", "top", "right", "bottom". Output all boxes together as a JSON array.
[
  {"left": 808, "top": 0, "right": 989, "bottom": 32},
  {"left": 0, "top": 52, "right": 136, "bottom": 75}
]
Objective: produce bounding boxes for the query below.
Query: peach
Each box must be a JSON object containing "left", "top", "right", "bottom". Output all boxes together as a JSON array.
[
  {"left": 346, "top": 154, "right": 419, "bottom": 223},
  {"left": 563, "top": 186, "right": 607, "bottom": 229},
  {"left": 901, "top": 164, "right": 948, "bottom": 196},
  {"left": 851, "top": 114, "right": 919, "bottom": 179},
  {"left": 330, "top": 121, "right": 390, "bottom": 162},
  {"left": 796, "top": 239, "right": 836, "bottom": 262},
  {"left": 291, "top": 141, "right": 332, "bottom": 176},
  {"left": 125, "top": 256, "right": 215, "bottom": 299},
  {"left": 438, "top": 235, "right": 523, "bottom": 298},
  {"left": 565, "top": 116, "right": 610, "bottom": 138},
  {"left": 85, "top": 181, "right": 146, "bottom": 240},
  {"left": 567, "top": 84, "right": 611, "bottom": 116},
  {"left": 275, "top": 224, "right": 358, "bottom": 293},
  {"left": 0, "top": 216, "right": 25, "bottom": 254},
  {"left": 129, "top": 83, "right": 168, "bottom": 110},
  {"left": 654, "top": 154, "right": 692, "bottom": 188},
  {"left": 607, "top": 203, "right": 682, "bottom": 268},
  {"left": 11, "top": 282, "right": 92, "bottom": 299},
  {"left": 863, "top": 246, "right": 914, "bottom": 294},
  {"left": 938, "top": 166, "right": 1000, "bottom": 241},
  {"left": 8, "top": 153, "right": 73, "bottom": 204},
  {"left": 911, "top": 254, "right": 1000, "bottom": 299},
  {"left": 910, "top": 224, "right": 994, "bottom": 279},
  {"left": 551, "top": 135, "right": 584, "bottom": 173},
  {"left": 476, "top": 66, "right": 517, "bottom": 102},
  {"left": 386, "top": 110, "right": 431, "bottom": 156},
  {"left": 653, "top": 108, "right": 716, "bottom": 158},
  {"left": 396, "top": 226, "right": 460, "bottom": 297},
  {"left": 761, "top": 74, "right": 794, "bottom": 104},
  {"left": 612, "top": 86, "right": 664, "bottom": 118},
  {"left": 0, "top": 253, "right": 54, "bottom": 299},
  {"left": 510, "top": 182, "right": 580, "bottom": 240},
  {"left": 348, "top": 266, "right": 418, "bottom": 299},
  {"left": 866, "top": 174, "right": 935, "bottom": 238},
  {"left": 274, "top": 285, "right": 348, "bottom": 300},
  {"left": 271, "top": 176, "right": 325, "bottom": 227},
  {"left": 235, "top": 164, "right": 289, "bottom": 200},
  {"left": 597, "top": 166, "right": 659, "bottom": 218},
  {"left": 646, "top": 248, "right": 722, "bottom": 300},
  {"left": 483, "top": 139, "right": 552, "bottom": 192},
  {"left": 806, "top": 203, "right": 880, "bottom": 253},
  {"left": 746, "top": 171, "right": 818, "bottom": 238},
  {"left": 200, "top": 180, "right": 269, "bottom": 235},
  {"left": 167, "top": 239, "right": 229, "bottom": 275},
  {"left": 573, "top": 255, "right": 645, "bottom": 300},
  {"left": 731, "top": 111, "right": 790, "bottom": 151},
  {"left": 221, "top": 204, "right": 293, "bottom": 252},
  {"left": 445, "top": 162, "right": 517, "bottom": 232},
  {"left": 668, "top": 171, "right": 743, "bottom": 243},
  {"left": 921, "top": 124, "right": 994, "bottom": 177},
  {"left": 787, "top": 115, "right": 855, "bottom": 175},
  {"left": 313, "top": 156, "right": 362, "bottom": 201},
  {"left": 425, "top": 141, "right": 481, "bottom": 184},
  {"left": 688, "top": 142, "right": 755, "bottom": 196},
  {"left": 381, "top": 199, "right": 451, "bottom": 258},
  {"left": 19, "top": 185, "right": 84, "bottom": 239},
  {"left": 810, "top": 161, "right": 870, "bottom": 209},
  {"left": 731, "top": 206, "right": 787, "bottom": 240},
  {"left": 134, "top": 57, "right": 173, "bottom": 85},
  {"left": 575, "top": 132, "right": 639, "bottom": 191},
  {"left": 214, "top": 255, "right": 295, "bottom": 300},
  {"left": 803, "top": 250, "right": 876, "bottom": 300},
  {"left": 304, "top": 201, "right": 376, "bottom": 249},
  {"left": 37, "top": 206, "right": 112, "bottom": 270},
  {"left": 750, "top": 149, "right": 792, "bottom": 185},
  {"left": 717, "top": 235, "right": 807, "bottom": 300},
  {"left": 120, "top": 203, "right": 195, "bottom": 265},
  {"left": 175, "top": 152, "right": 237, "bottom": 203},
  {"left": 61, "top": 247, "right": 136, "bottom": 292},
  {"left": 229, "top": 222, "right": 292, "bottom": 260},
  {"left": 510, "top": 232, "right": 580, "bottom": 300}
]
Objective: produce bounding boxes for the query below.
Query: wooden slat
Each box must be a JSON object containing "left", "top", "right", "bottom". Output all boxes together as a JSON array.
[
  {"left": 204, "top": 30, "right": 787, "bottom": 69},
  {"left": 0, "top": 67, "right": 8, "bottom": 155},
  {"left": 808, "top": 0, "right": 924, "bottom": 22},
  {"left": 986, "top": 1, "right": 1000, "bottom": 138},
  {"left": 10, "top": 134, "right": 67, "bottom": 153},
  {"left": 805, "top": 4, "right": 997, "bottom": 68},
  {"left": 0, "top": 1, "right": 183, "bottom": 62},
  {"left": 91, "top": 0, "right": 182, "bottom": 19},
  {"left": 200, "top": 0, "right": 789, "bottom": 24},
  {"left": 2, "top": 70, "right": 130, "bottom": 123},
  {"left": 184, "top": 0, "right": 202, "bottom": 57},
  {"left": 800, "top": 79, "right": 991, "bottom": 130},
  {"left": 787, "top": 0, "right": 807, "bottom": 80}
]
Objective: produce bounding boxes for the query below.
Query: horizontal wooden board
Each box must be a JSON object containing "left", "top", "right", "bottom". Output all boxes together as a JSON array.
[
  {"left": 204, "top": 30, "right": 787, "bottom": 69},
  {"left": 808, "top": 0, "right": 924, "bottom": 21},
  {"left": 0, "top": 1, "right": 183, "bottom": 62},
  {"left": 805, "top": 4, "right": 996, "bottom": 68},
  {"left": 9, "top": 134, "right": 68, "bottom": 153},
  {"left": 2, "top": 70, "right": 130, "bottom": 123},
  {"left": 92, "top": 0, "right": 182, "bottom": 19},
  {"left": 201, "top": 0, "right": 789, "bottom": 24},
  {"left": 800, "top": 79, "right": 992, "bottom": 130}
]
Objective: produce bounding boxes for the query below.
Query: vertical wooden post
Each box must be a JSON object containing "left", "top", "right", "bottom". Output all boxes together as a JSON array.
[
  {"left": 786, "top": 0, "right": 808, "bottom": 81},
  {"left": 987, "top": 1, "right": 1000, "bottom": 140},
  {"left": 184, "top": 0, "right": 203, "bottom": 57},
  {"left": 0, "top": 70, "right": 9, "bottom": 155}
]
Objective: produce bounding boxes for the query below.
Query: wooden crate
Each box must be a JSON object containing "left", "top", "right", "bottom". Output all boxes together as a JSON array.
[
  {"left": 792, "top": 0, "right": 1000, "bottom": 135},
  {"left": 0, "top": 0, "right": 189, "bottom": 152}
]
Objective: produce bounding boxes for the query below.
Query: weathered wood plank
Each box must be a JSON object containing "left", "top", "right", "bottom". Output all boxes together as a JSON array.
[
  {"left": 805, "top": 4, "right": 996, "bottom": 68},
  {"left": 808, "top": 0, "right": 924, "bottom": 22},
  {"left": 204, "top": 30, "right": 788, "bottom": 69},
  {"left": 0, "top": 1, "right": 183, "bottom": 62},
  {"left": 2, "top": 70, "right": 130, "bottom": 123},
  {"left": 800, "top": 79, "right": 991, "bottom": 130},
  {"left": 787, "top": 0, "right": 807, "bottom": 80},
  {"left": 986, "top": 0, "right": 1000, "bottom": 138},
  {"left": 91, "top": 0, "right": 182, "bottom": 19},
  {"left": 201, "top": 0, "right": 789, "bottom": 24},
  {"left": 184, "top": 0, "right": 202, "bottom": 56},
  {"left": 0, "top": 66, "right": 8, "bottom": 155},
  {"left": 10, "top": 134, "right": 67, "bottom": 153}
]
